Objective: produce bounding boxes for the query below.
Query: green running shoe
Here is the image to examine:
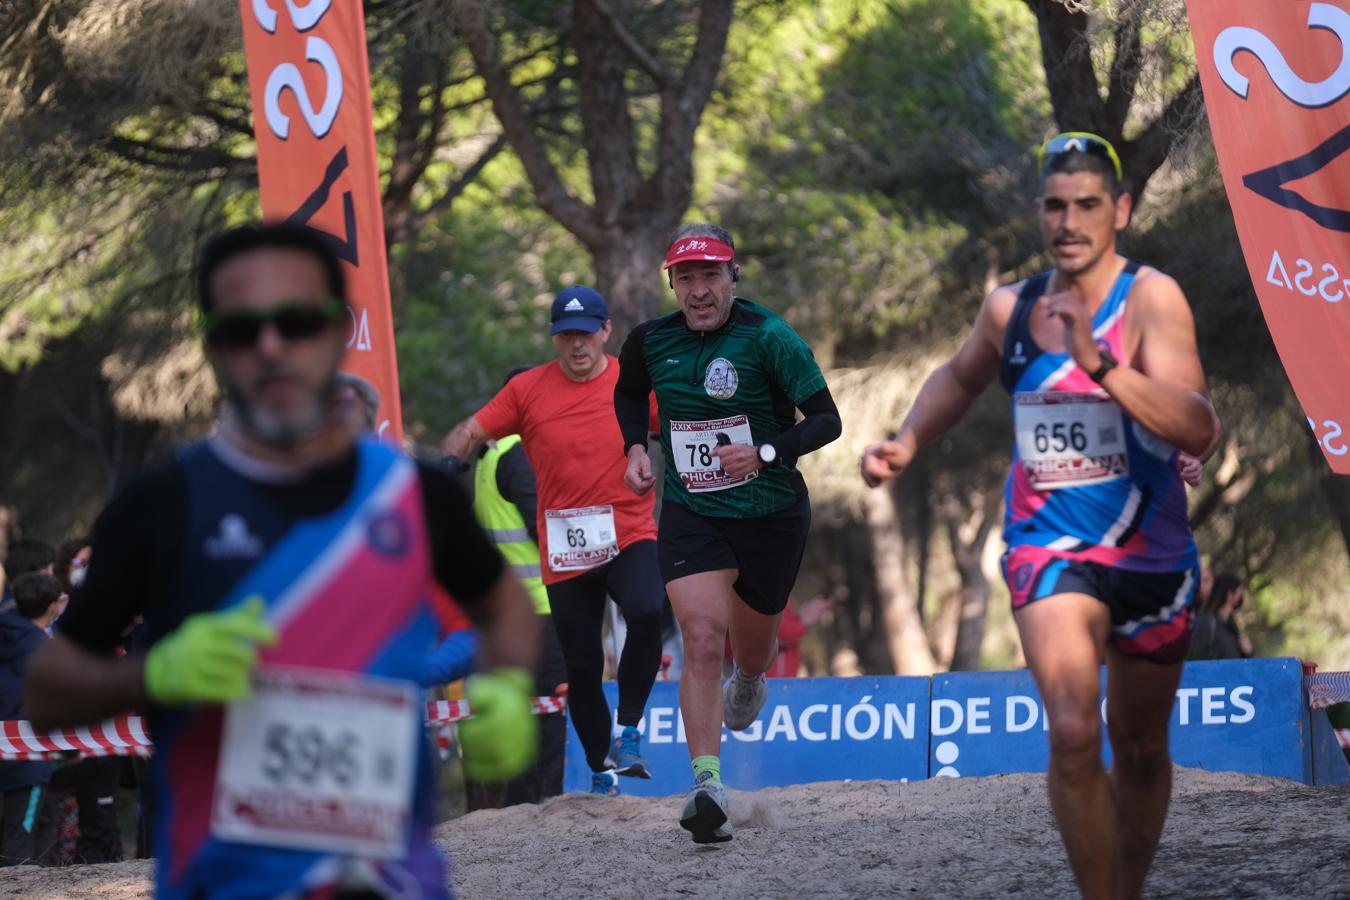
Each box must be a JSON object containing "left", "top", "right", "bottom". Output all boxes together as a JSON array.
[{"left": 679, "top": 771, "right": 732, "bottom": 844}]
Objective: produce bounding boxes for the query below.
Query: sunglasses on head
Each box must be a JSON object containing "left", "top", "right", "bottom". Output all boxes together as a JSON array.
[
  {"left": 1037, "top": 131, "right": 1124, "bottom": 182},
  {"left": 203, "top": 298, "right": 347, "bottom": 349}
]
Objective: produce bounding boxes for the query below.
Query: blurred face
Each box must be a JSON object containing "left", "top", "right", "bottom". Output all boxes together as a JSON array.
[
  {"left": 69, "top": 547, "right": 91, "bottom": 587},
  {"left": 551, "top": 321, "right": 612, "bottom": 382},
  {"left": 335, "top": 382, "right": 376, "bottom": 434},
  {"left": 671, "top": 260, "right": 737, "bottom": 332},
  {"left": 205, "top": 248, "right": 346, "bottom": 447},
  {"left": 1038, "top": 172, "right": 1132, "bottom": 277}
]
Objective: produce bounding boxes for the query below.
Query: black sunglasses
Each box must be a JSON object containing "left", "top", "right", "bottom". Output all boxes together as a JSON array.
[{"left": 203, "top": 298, "right": 347, "bottom": 349}]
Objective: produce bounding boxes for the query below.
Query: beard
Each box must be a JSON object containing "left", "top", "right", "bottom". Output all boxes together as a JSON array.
[{"left": 223, "top": 374, "right": 337, "bottom": 449}]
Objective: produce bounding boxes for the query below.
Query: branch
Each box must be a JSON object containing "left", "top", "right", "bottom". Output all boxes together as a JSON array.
[
  {"left": 103, "top": 135, "right": 247, "bottom": 177},
  {"left": 585, "top": 0, "right": 670, "bottom": 86},
  {"left": 1120, "top": 73, "right": 1203, "bottom": 195},
  {"left": 448, "top": 0, "right": 602, "bottom": 245},
  {"left": 1022, "top": 0, "right": 1106, "bottom": 135},
  {"left": 1104, "top": 8, "right": 1143, "bottom": 132},
  {"left": 650, "top": 0, "right": 732, "bottom": 218},
  {"left": 405, "top": 134, "right": 508, "bottom": 235}
]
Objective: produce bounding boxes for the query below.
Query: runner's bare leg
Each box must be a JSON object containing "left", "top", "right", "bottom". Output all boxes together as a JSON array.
[
  {"left": 1106, "top": 646, "right": 1184, "bottom": 900},
  {"left": 728, "top": 598, "right": 780, "bottom": 677},
  {"left": 1016, "top": 593, "right": 1115, "bottom": 900},
  {"left": 667, "top": 569, "right": 737, "bottom": 758}
]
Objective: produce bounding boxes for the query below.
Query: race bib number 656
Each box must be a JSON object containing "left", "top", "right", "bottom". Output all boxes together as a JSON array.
[{"left": 1014, "top": 392, "right": 1129, "bottom": 490}]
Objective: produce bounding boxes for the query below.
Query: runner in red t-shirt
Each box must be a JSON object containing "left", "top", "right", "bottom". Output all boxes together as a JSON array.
[{"left": 440, "top": 285, "right": 665, "bottom": 793}]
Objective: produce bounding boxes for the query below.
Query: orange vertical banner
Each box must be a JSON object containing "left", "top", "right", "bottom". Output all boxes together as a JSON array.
[
  {"left": 1187, "top": 2, "right": 1350, "bottom": 472},
  {"left": 238, "top": 0, "right": 402, "bottom": 441}
]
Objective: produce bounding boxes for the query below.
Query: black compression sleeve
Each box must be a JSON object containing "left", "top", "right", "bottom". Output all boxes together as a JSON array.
[
  {"left": 614, "top": 323, "right": 654, "bottom": 456},
  {"left": 495, "top": 443, "right": 540, "bottom": 544},
  {"left": 418, "top": 461, "right": 506, "bottom": 607},
  {"left": 767, "top": 386, "right": 843, "bottom": 464}
]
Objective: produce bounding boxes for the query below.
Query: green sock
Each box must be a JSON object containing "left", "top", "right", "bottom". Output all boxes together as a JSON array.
[{"left": 692, "top": 755, "right": 721, "bottom": 783}]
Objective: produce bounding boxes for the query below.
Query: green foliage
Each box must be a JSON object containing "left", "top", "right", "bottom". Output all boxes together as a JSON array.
[
  {"left": 393, "top": 157, "right": 588, "bottom": 438},
  {"left": 699, "top": 0, "right": 1052, "bottom": 361}
]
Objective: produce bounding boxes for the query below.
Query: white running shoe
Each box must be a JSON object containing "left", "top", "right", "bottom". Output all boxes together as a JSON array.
[{"left": 722, "top": 664, "right": 767, "bottom": 731}]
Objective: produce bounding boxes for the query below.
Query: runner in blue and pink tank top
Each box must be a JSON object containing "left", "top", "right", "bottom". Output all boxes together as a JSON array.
[
  {"left": 861, "top": 133, "right": 1221, "bottom": 899},
  {"left": 22, "top": 223, "right": 542, "bottom": 898},
  {"left": 999, "top": 261, "right": 1200, "bottom": 661}
]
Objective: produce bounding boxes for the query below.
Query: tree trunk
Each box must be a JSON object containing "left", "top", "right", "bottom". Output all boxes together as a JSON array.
[
  {"left": 591, "top": 229, "right": 668, "bottom": 338},
  {"left": 946, "top": 494, "right": 999, "bottom": 671},
  {"left": 863, "top": 486, "right": 937, "bottom": 676}
]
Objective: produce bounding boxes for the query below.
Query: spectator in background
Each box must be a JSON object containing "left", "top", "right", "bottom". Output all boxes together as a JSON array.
[
  {"left": 54, "top": 539, "right": 91, "bottom": 594},
  {"left": 1, "top": 539, "right": 55, "bottom": 614},
  {"left": 51, "top": 537, "right": 124, "bottom": 864},
  {"left": 1188, "top": 572, "right": 1253, "bottom": 660},
  {"left": 461, "top": 366, "right": 567, "bottom": 808},
  {"left": 0, "top": 572, "right": 66, "bottom": 865},
  {"left": 334, "top": 370, "right": 382, "bottom": 436}
]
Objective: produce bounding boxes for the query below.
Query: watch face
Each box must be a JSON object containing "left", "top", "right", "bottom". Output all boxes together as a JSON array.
[{"left": 759, "top": 444, "right": 776, "bottom": 463}]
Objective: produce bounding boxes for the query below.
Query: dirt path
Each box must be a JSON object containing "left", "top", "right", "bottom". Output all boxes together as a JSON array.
[{"left": 6, "top": 769, "right": 1348, "bottom": 898}]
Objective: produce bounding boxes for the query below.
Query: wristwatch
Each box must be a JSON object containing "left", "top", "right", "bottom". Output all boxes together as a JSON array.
[
  {"left": 1088, "top": 348, "right": 1118, "bottom": 384},
  {"left": 757, "top": 443, "right": 778, "bottom": 466}
]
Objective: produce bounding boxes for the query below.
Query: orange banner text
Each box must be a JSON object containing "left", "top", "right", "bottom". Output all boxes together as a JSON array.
[
  {"left": 1187, "top": 2, "right": 1350, "bottom": 472},
  {"left": 239, "top": 0, "right": 402, "bottom": 441}
]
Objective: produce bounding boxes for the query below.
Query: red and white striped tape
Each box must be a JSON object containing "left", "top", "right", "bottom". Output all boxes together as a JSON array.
[
  {"left": 425, "top": 696, "right": 566, "bottom": 725},
  {"left": 1, "top": 695, "right": 567, "bottom": 762},
  {"left": 1306, "top": 672, "right": 1350, "bottom": 709},
  {"left": 1, "top": 716, "right": 153, "bottom": 762}
]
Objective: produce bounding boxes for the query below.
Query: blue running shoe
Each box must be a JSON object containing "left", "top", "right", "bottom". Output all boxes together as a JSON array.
[
  {"left": 590, "top": 770, "right": 621, "bottom": 796},
  {"left": 607, "top": 726, "right": 652, "bottom": 779},
  {"left": 679, "top": 771, "right": 732, "bottom": 843}
]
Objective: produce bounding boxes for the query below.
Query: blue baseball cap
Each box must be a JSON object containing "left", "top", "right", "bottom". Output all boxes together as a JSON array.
[{"left": 550, "top": 285, "right": 609, "bottom": 335}]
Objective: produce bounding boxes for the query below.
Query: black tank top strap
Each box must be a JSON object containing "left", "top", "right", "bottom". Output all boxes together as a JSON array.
[{"left": 999, "top": 272, "right": 1052, "bottom": 394}]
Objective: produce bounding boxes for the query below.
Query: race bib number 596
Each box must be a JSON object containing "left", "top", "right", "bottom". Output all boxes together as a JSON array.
[{"left": 211, "top": 666, "right": 418, "bottom": 858}]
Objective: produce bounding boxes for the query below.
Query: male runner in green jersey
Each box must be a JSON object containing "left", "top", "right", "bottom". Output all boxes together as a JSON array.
[{"left": 615, "top": 223, "right": 841, "bottom": 843}]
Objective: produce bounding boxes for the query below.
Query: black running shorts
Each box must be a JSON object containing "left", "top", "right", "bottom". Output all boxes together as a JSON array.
[{"left": 657, "top": 495, "right": 811, "bottom": 615}]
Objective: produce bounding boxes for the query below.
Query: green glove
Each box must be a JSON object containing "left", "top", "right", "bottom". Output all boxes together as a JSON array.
[
  {"left": 143, "top": 596, "right": 278, "bottom": 705},
  {"left": 459, "top": 667, "right": 538, "bottom": 782}
]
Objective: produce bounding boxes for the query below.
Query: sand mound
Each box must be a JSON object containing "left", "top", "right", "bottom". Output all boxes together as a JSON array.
[{"left": 7, "top": 768, "right": 1348, "bottom": 899}]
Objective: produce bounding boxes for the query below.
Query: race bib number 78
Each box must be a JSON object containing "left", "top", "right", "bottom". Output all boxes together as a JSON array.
[{"left": 670, "top": 415, "right": 756, "bottom": 493}]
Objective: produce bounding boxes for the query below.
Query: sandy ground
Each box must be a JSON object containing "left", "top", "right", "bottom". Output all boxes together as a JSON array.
[{"left": 4, "top": 768, "right": 1348, "bottom": 899}]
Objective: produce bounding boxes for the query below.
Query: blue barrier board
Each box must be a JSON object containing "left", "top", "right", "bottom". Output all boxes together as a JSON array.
[
  {"left": 928, "top": 658, "right": 1307, "bottom": 781},
  {"left": 562, "top": 676, "right": 931, "bottom": 796},
  {"left": 558, "top": 658, "right": 1312, "bottom": 793}
]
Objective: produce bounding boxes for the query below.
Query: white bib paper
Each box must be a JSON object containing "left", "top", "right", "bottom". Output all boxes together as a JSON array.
[
  {"left": 212, "top": 666, "right": 418, "bottom": 859},
  {"left": 545, "top": 505, "right": 619, "bottom": 572},
  {"left": 1014, "top": 391, "right": 1129, "bottom": 490},
  {"left": 670, "top": 415, "right": 757, "bottom": 493}
]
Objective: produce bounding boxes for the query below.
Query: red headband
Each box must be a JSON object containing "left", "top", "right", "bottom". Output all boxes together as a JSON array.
[{"left": 663, "top": 237, "right": 735, "bottom": 270}]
